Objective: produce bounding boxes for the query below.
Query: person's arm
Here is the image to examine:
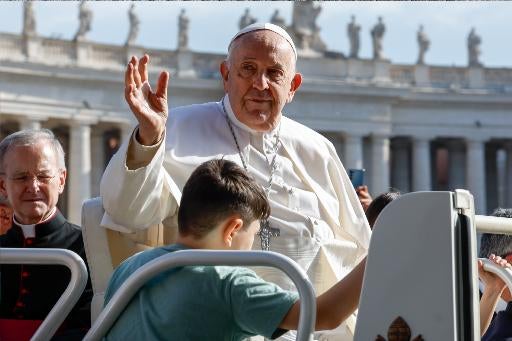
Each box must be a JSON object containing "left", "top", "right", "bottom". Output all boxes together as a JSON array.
[
  {"left": 100, "top": 131, "right": 180, "bottom": 230},
  {"left": 480, "top": 284, "right": 502, "bottom": 336},
  {"left": 100, "top": 54, "right": 178, "bottom": 230},
  {"left": 279, "top": 258, "right": 366, "bottom": 331},
  {"left": 478, "top": 255, "right": 510, "bottom": 336}
]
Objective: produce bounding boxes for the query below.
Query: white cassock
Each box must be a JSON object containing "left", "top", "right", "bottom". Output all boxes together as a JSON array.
[{"left": 100, "top": 95, "right": 371, "bottom": 340}]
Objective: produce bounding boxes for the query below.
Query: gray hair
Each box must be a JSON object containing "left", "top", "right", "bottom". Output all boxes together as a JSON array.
[
  {"left": 0, "top": 129, "right": 66, "bottom": 173},
  {"left": 479, "top": 208, "right": 512, "bottom": 258}
]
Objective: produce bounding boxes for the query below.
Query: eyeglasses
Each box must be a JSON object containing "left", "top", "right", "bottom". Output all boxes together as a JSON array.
[{"left": 7, "top": 173, "right": 59, "bottom": 186}]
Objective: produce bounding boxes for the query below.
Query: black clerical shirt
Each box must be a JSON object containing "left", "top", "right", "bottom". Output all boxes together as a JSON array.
[{"left": 0, "top": 210, "right": 92, "bottom": 335}]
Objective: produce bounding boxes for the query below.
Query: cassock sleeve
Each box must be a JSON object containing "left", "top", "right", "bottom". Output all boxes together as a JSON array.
[
  {"left": 100, "top": 127, "right": 181, "bottom": 232},
  {"left": 326, "top": 141, "right": 371, "bottom": 256}
]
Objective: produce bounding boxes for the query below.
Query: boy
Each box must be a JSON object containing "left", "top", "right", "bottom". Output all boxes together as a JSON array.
[{"left": 104, "top": 159, "right": 366, "bottom": 340}]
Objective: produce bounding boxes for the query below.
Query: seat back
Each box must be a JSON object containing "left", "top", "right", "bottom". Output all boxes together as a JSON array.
[
  {"left": 81, "top": 197, "right": 113, "bottom": 323},
  {"left": 81, "top": 197, "right": 168, "bottom": 322}
]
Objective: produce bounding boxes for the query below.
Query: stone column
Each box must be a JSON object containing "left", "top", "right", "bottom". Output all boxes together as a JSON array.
[
  {"left": 67, "top": 122, "right": 92, "bottom": 224},
  {"left": 390, "top": 138, "right": 410, "bottom": 192},
  {"left": 485, "top": 144, "right": 498, "bottom": 211},
  {"left": 19, "top": 117, "right": 43, "bottom": 130},
  {"left": 412, "top": 136, "right": 432, "bottom": 191},
  {"left": 447, "top": 140, "right": 466, "bottom": 191},
  {"left": 371, "top": 134, "right": 390, "bottom": 195},
  {"left": 90, "top": 127, "right": 105, "bottom": 198},
  {"left": 344, "top": 133, "right": 364, "bottom": 170},
  {"left": 466, "top": 138, "right": 487, "bottom": 214}
]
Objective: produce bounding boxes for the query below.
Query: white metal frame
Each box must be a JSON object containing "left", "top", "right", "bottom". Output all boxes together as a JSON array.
[
  {"left": 84, "top": 250, "right": 316, "bottom": 341},
  {"left": 0, "top": 248, "right": 88, "bottom": 341}
]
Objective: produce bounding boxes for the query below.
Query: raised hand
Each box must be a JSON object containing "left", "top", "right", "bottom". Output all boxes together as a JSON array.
[
  {"left": 478, "top": 254, "right": 512, "bottom": 335},
  {"left": 125, "top": 54, "right": 169, "bottom": 145},
  {"left": 355, "top": 185, "right": 372, "bottom": 212}
]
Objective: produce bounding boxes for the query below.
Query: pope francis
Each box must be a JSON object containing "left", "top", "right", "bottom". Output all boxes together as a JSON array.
[{"left": 100, "top": 23, "right": 371, "bottom": 340}]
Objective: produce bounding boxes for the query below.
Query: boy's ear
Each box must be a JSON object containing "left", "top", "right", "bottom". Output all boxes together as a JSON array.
[{"left": 222, "top": 217, "right": 243, "bottom": 247}]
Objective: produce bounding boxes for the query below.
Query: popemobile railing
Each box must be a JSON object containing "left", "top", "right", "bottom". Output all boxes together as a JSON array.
[
  {"left": 0, "top": 248, "right": 88, "bottom": 341},
  {"left": 476, "top": 214, "right": 512, "bottom": 308},
  {"left": 479, "top": 258, "right": 512, "bottom": 291},
  {"left": 83, "top": 250, "right": 316, "bottom": 341},
  {"left": 475, "top": 215, "right": 512, "bottom": 234}
]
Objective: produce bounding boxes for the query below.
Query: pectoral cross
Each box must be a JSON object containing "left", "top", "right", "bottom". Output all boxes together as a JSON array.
[{"left": 258, "top": 219, "right": 280, "bottom": 251}]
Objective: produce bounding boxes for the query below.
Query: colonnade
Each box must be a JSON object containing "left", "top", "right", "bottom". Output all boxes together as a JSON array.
[
  {"left": 325, "top": 132, "right": 511, "bottom": 214},
  {"left": 1, "top": 115, "right": 510, "bottom": 221}
]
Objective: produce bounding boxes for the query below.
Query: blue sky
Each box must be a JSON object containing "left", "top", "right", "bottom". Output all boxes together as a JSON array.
[{"left": 1, "top": 1, "right": 511, "bottom": 68}]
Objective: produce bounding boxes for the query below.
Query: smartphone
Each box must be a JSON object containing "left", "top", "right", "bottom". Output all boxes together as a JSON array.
[{"left": 349, "top": 168, "right": 365, "bottom": 188}]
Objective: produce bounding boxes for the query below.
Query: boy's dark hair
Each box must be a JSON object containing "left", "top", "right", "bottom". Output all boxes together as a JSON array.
[
  {"left": 365, "top": 191, "right": 401, "bottom": 229},
  {"left": 479, "top": 208, "right": 512, "bottom": 258},
  {"left": 178, "top": 159, "right": 271, "bottom": 239}
]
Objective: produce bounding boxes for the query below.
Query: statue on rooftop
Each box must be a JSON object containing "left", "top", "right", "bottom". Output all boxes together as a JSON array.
[
  {"left": 177, "top": 9, "right": 189, "bottom": 50},
  {"left": 347, "top": 15, "right": 361, "bottom": 58},
  {"left": 371, "top": 16, "right": 386, "bottom": 60},
  {"left": 291, "top": 2, "right": 326, "bottom": 52},
  {"left": 74, "top": 1, "right": 92, "bottom": 41},
  {"left": 125, "top": 3, "right": 139, "bottom": 46},
  {"left": 270, "top": 9, "right": 286, "bottom": 29},
  {"left": 467, "top": 27, "right": 482, "bottom": 67},
  {"left": 23, "top": 1, "right": 36, "bottom": 37},
  {"left": 416, "top": 25, "right": 430, "bottom": 65},
  {"left": 239, "top": 8, "right": 257, "bottom": 30}
]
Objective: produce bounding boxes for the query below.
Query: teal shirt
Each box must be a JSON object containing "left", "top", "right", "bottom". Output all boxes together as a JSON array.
[{"left": 104, "top": 244, "right": 299, "bottom": 341}]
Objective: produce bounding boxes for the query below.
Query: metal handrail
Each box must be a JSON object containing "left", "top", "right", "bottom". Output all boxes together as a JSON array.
[
  {"left": 479, "top": 258, "right": 512, "bottom": 292},
  {"left": 0, "top": 248, "right": 88, "bottom": 341},
  {"left": 475, "top": 215, "right": 512, "bottom": 235},
  {"left": 84, "top": 250, "right": 316, "bottom": 341}
]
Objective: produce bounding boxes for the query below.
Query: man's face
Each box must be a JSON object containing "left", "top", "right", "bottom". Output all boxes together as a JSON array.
[
  {"left": 231, "top": 219, "right": 261, "bottom": 251},
  {"left": 0, "top": 142, "right": 66, "bottom": 225},
  {"left": 220, "top": 30, "right": 302, "bottom": 132}
]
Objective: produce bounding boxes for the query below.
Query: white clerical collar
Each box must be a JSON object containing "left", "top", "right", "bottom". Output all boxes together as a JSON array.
[
  {"left": 222, "top": 95, "right": 280, "bottom": 138},
  {"left": 13, "top": 206, "right": 57, "bottom": 239}
]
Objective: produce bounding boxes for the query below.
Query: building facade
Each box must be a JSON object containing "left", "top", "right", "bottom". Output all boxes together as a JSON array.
[{"left": 1, "top": 4, "right": 512, "bottom": 224}]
